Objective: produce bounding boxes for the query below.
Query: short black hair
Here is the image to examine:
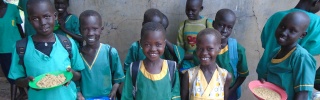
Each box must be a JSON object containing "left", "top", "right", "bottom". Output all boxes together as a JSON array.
[
  {"left": 215, "top": 9, "right": 236, "bottom": 21},
  {"left": 79, "top": 10, "right": 102, "bottom": 26},
  {"left": 186, "top": 0, "right": 203, "bottom": 6},
  {"left": 143, "top": 8, "right": 163, "bottom": 24},
  {"left": 197, "top": 28, "right": 221, "bottom": 44},
  {"left": 161, "top": 13, "right": 169, "bottom": 29},
  {"left": 27, "top": 0, "right": 55, "bottom": 15},
  {"left": 141, "top": 22, "right": 166, "bottom": 39}
]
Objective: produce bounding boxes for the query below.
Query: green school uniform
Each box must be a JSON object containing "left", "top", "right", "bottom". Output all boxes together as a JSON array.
[
  {"left": 18, "top": 0, "right": 36, "bottom": 36},
  {"left": 8, "top": 34, "right": 85, "bottom": 100},
  {"left": 0, "top": 3, "right": 22, "bottom": 53},
  {"left": 80, "top": 43, "right": 125, "bottom": 98},
  {"left": 123, "top": 41, "right": 185, "bottom": 72},
  {"left": 216, "top": 44, "right": 249, "bottom": 87},
  {"left": 266, "top": 45, "right": 316, "bottom": 100},
  {"left": 54, "top": 14, "right": 81, "bottom": 46},
  {"left": 121, "top": 60, "right": 181, "bottom": 100},
  {"left": 257, "top": 9, "right": 320, "bottom": 79}
]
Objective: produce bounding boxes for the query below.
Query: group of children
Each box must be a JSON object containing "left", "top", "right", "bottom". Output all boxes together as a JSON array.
[{"left": 1, "top": 0, "right": 320, "bottom": 100}]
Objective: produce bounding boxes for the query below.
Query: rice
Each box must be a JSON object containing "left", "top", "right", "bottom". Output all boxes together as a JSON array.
[
  {"left": 253, "top": 87, "right": 281, "bottom": 100},
  {"left": 36, "top": 74, "right": 66, "bottom": 88}
]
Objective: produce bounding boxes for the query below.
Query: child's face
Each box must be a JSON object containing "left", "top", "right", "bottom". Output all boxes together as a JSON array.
[
  {"left": 185, "top": 1, "right": 202, "bottom": 20},
  {"left": 196, "top": 35, "right": 220, "bottom": 66},
  {"left": 28, "top": 2, "right": 56, "bottom": 36},
  {"left": 54, "top": 0, "right": 69, "bottom": 14},
  {"left": 80, "top": 16, "right": 103, "bottom": 46},
  {"left": 213, "top": 15, "right": 235, "bottom": 41},
  {"left": 141, "top": 31, "right": 166, "bottom": 61},
  {"left": 275, "top": 18, "right": 305, "bottom": 47}
]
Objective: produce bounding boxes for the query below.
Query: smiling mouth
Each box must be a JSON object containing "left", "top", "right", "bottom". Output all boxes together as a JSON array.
[
  {"left": 87, "top": 37, "right": 95, "bottom": 42},
  {"left": 200, "top": 57, "right": 210, "bottom": 61},
  {"left": 58, "top": 9, "right": 63, "bottom": 11}
]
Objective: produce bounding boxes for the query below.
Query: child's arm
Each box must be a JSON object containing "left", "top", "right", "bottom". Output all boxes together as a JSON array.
[
  {"left": 109, "top": 47, "right": 125, "bottom": 99},
  {"left": 294, "top": 91, "right": 308, "bottom": 100},
  {"left": 58, "top": 16, "right": 83, "bottom": 42},
  {"left": 181, "top": 71, "right": 189, "bottom": 100},
  {"left": 224, "top": 73, "right": 232, "bottom": 100},
  {"left": 293, "top": 53, "right": 316, "bottom": 99},
  {"left": 228, "top": 77, "right": 246, "bottom": 94},
  {"left": 109, "top": 83, "right": 119, "bottom": 99},
  {"left": 171, "top": 69, "right": 181, "bottom": 100},
  {"left": 229, "top": 45, "right": 249, "bottom": 93}
]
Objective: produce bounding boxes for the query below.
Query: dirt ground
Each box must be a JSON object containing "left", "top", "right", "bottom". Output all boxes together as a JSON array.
[{"left": 0, "top": 77, "right": 11, "bottom": 100}]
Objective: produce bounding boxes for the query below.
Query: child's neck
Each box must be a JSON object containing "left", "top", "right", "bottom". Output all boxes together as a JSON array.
[
  {"left": 143, "top": 58, "right": 163, "bottom": 74},
  {"left": 200, "top": 63, "right": 217, "bottom": 73},
  {"left": 221, "top": 40, "right": 228, "bottom": 48},
  {"left": 189, "top": 16, "right": 201, "bottom": 20},
  {"left": 294, "top": 1, "right": 309, "bottom": 12},
  {"left": 33, "top": 33, "right": 55, "bottom": 42},
  {"left": 84, "top": 43, "right": 100, "bottom": 49},
  {"left": 275, "top": 44, "right": 297, "bottom": 59}
]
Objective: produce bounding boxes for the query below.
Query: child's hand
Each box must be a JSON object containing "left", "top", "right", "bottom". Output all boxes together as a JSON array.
[
  {"left": 25, "top": 76, "right": 41, "bottom": 91},
  {"left": 58, "top": 19, "right": 66, "bottom": 29},
  {"left": 108, "top": 89, "right": 117, "bottom": 100},
  {"left": 64, "top": 68, "right": 75, "bottom": 86},
  {"left": 259, "top": 78, "right": 266, "bottom": 83},
  {"left": 77, "top": 92, "right": 85, "bottom": 100}
]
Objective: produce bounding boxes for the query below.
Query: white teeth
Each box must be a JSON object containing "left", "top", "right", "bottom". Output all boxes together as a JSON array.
[
  {"left": 201, "top": 58, "right": 209, "bottom": 60},
  {"left": 58, "top": 9, "right": 63, "bottom": 11}
]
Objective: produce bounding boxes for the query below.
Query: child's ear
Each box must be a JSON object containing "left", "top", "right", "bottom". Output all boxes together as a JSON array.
[
  {"left": 312, "top": 0, "right": 319, "bottom": 7},
  {"left": 101, "top": 26, "right": 104, "bottom": 31},
  {"left": 200, "top": 6, "right": 204, "bottom": 11},
  {"left": 54, "top": 12, "right": 57, "bottom": 20},
  {"left": 300, "top": 32, "right": 307, "bottom": 39}
]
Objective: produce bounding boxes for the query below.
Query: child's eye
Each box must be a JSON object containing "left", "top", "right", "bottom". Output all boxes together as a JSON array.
[
  {"left": 156, "top": 43, "right": 162, "bottom": 47},
  {"left": 32, "top": 18, "right": 39, "bottom": 21},
  {"left": 144, "top": 44, "right": 151, "bottom": 47},
  {"left": 44, "top": 15, "right": 51, "bottom": 19},
  {"left": 207, "top": 48, "right": 214, "bottom": 51}
]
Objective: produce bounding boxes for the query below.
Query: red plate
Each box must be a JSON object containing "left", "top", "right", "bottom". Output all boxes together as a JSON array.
[{"left": 248, "top": 80, "right": 287, "bottom": 100}]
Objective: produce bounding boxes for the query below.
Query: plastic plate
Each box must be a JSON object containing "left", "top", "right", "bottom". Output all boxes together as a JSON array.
[
  {"left": 248, "top": 80, "right": 287, "bottom": 100},
  {"left": 29, "top": 71, "right": 73, "bottom": 89}
]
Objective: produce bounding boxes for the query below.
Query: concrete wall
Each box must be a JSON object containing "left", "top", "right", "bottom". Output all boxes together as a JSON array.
[{"left": 0, "top": 0, "right": 313, "bottom": 99}]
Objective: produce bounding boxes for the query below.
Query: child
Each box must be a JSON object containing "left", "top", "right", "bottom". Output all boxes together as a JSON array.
[
  {"left": 76, "top": 10, "right": 125, "bottom": 100},
  {"left": 257, "top": 0, "right": 320, "bottom": 79},
  {"left": 261, "top": 12, "right": 315, "bottom": 100},
  {"left": 18, "top": 0, "right": 36, "bottom": 36},
  {"left": 181, "top": 28, "right": 232, "bottom": 100},
  {"left": 121, "top": 22, "right": 180, "bottom": 100},
  {"left": 54, "top": 0, "right": 83, "bottom": 47},
  {"left": 8, "top": 0, "right": 85, "bottom": 99},
  {"left": 0, "top": 0, "right": 25, "bottom": 99},
  {"left": 124, "top": 8, "right": 185, "bottom": 72},
  {"left": 212, "top": 9, "right": 248, "bottom": 100},
  {"left": 177, "top": 0, "right": 213, "bottom": 70}
]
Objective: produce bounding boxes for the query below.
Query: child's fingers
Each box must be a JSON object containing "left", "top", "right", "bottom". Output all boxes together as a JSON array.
[
  {"left": 64, "top": 81, "right": 71, "bottom": 86},
  {"left": 259, "top": 78, "right": 266, "bottom": 83},
  {"left": 27, "top": 76, "right": 34, "bottom": 82}
]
